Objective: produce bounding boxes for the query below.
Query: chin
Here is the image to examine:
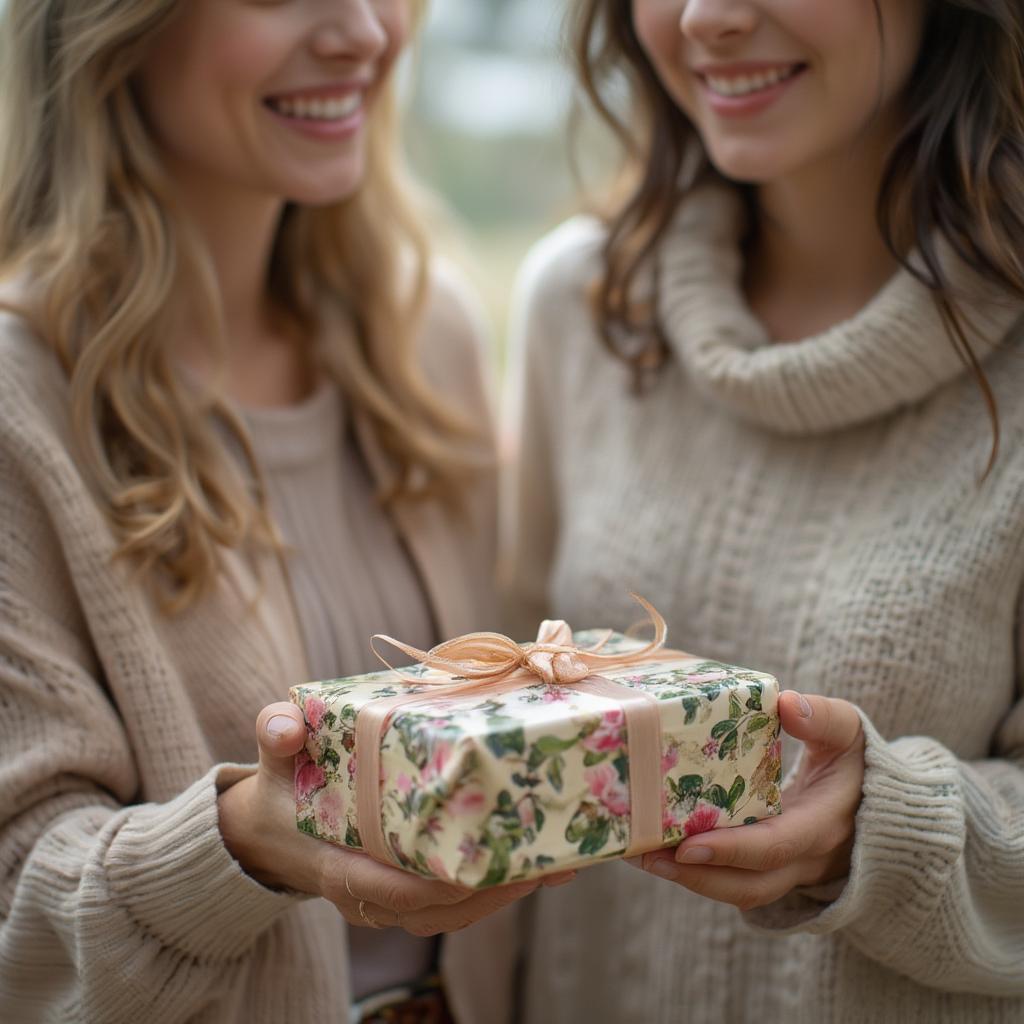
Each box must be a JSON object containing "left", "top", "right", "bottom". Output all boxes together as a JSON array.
[
  {"left": 282, "top": 172, "right": 366, "bottom": 208},
  {"left": 704, "top": 140, "right": 795, "bottom": 187}
]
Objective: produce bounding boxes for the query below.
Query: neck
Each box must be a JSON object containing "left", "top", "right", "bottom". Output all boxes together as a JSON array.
[
  {"left": 168, "top": 168, "right": 315, "bottom": 405},
  {"left": 174, "top": 168, "right": 284, "bottom": 347},
  {"left": 744, "top": 132, "right": 901, "bottom": 342}
]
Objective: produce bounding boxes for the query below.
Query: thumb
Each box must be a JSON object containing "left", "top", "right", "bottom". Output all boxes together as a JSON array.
[
  {"left": 255, "top": 701, "right": 308, "bottom": 783},
  {"left": 779, "top": 691, "right": 863, "bottom": 758}
]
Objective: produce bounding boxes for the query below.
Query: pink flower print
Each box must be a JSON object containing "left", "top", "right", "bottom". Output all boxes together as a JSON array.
[
  {"left": 662, "top": 804, "right": 685, "bottom": 834},
  {"left": 517, "top": 798, "right": 536, "bottom": 830},
  {"left": 542, "top": 686, "right": 572, "bottom": 703},
  {"left": 683, "top": 802, "right": 721, "bottom": 838},
  {"left": 295, "top": 751, "right": 327, "bottom": 802},
  {"left": 584, "top": 762, "right": 631, "bottom": 817},
  {"left": 661, "top": 745, "right": 679, "bottom": 775},
  {"left": 702, "top": 738, "right": 720, "bottom": 759},
  {"left": 312, "top": 787, "right": 344, "bottom": 835},
  {"left": 304, "top": 696, "right": 327, "bottom": 732},
  {"left": 458, "top": 835, "right": 484, "bottom": 865},
  {"left": 396, "top": 772, "right": 413, "bottom": 795},
  {"left": 448, "top": 785, "right": 487, "bottom": 818},
  {"left": 422, "top": 741, "right": 453, "bottom": 782},
  {"left": 583, "top": 709, "right": 626, "bottom": 754},
  {"left": 686, "top": 670, "right": 729, "bottom": 683}
]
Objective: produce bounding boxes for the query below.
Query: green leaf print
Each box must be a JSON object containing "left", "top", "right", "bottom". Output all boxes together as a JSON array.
[
  {"left": 486, "top": 728, "right": 526, "bottom": 759},
  {"left": 298, "top": 817, "right": 319, "bottom": 838},
  {"left": 534, "top": 735, "right": 577, "bottom": 757},
  {"left": 729, "top": 694, "right": 743, "bottom": 720},
  {"left": 747, "top": 714, "right": 771, "bottom": 733},
  {"left": 682, "top": 696, "right": 700, "bottom": 725},
  {"left": 675, "top": 774, "right": 704, "bottom": 802},
  {"left": 711, "top": 719, "right": 737, "bottom": 740},
  {"left": 745, "top": 685, "right": 763, "bottom": 711},
  {"left": 583, "top": 749, "right": 608, "bottom": 767},
  {"left": 612, "top": 751, "right": 630, "bottom": 785},
  {"left": 546, "top": 755, "right": 565, "bottom": 793},
  {"left": 481, "top": 837, "right": 512, "bottom": 887},
  {"left": 704, "top": 784, "right": 730, "bottom": 809},
  {"left": 727, "top": 775, "right": 745, "bottom": 811},
  {"left": 718, "top": 729, "right": 739, "bottom": 760},
  {"left": 578, "top": 816, "right": 612, "bottom": 857},
  {"left": 318, "top": 745, "right": 340, "bottom": 769}
]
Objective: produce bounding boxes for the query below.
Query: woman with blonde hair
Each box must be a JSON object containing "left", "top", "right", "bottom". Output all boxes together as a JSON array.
[
  {"left": 0, "top": 1, "right": 549, "bottom": 1021},
  {"left": 454, "top": 0, "right": 1024, "bottom": 1020}
]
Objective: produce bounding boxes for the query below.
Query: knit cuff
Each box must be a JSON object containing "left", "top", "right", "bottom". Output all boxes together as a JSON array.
[
  {"left": 743, "top": 712, "right": 965, "bottom": 940},
  {"left": 104, "top": 764, "right": 303, "bottom": 963}
]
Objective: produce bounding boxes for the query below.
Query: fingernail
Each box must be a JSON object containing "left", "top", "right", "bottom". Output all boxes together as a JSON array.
[
  {"left": 650, "top": 860, "right": 679, "bottom": 881},
  {"left": 267, "top": 714, "right": 297, "bottom": 738},
  {"left": 796, "top": 693, "right": 813, "bottom": 718},
  {"left": 677, "top": 845, "right": 714, "bottom": 864}
]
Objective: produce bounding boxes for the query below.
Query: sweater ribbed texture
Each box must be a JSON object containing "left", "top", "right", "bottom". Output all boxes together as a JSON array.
[{"left": 465, "top": 191, "right": 1024, "bottom": 1023}]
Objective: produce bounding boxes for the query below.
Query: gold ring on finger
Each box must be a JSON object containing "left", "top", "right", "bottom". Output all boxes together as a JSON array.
[{"left": 358, "top": 899, "right": 382, "bottom": 929}]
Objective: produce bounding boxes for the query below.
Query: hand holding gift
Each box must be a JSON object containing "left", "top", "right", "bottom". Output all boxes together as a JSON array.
[
  {"left": 628, "top": 692, "right": 864, "bottom": 910},
  {"left": 290, "top": 596, "right": 787, "bottom": 888},
  {"left": 217, "top": 703, "right": 561, "bottom": 935}
]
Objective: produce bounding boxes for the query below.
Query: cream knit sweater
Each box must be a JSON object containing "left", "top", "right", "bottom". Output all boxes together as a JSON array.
[
  {"left": 0, "top": 270, "right": 497, "bottom": 1023},
  {"left": 446, "top": 186, "right": 1024, "bottom": 1023}
]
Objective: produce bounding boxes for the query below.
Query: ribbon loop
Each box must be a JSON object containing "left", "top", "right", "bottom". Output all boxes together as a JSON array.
[{"left": 371, "top": 592, "right": 669, "bottom": 691}]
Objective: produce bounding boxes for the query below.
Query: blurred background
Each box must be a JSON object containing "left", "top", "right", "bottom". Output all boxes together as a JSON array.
[{"left": 403, "top": 0, "right": 616, "bottom": 359}]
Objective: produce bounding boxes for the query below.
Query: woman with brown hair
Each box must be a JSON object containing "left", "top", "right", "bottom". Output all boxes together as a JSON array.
[
  {"left": 0, "top": 1, "right": 553, "bottom": 1021},
  {"left": 454, "top": 0, "right": 1024, "bottom": 1019}
]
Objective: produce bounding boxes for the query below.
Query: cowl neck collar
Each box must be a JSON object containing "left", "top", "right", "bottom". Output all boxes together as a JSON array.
[{"left": 657, "top": 186, "right": 1023, "bottom": 435}]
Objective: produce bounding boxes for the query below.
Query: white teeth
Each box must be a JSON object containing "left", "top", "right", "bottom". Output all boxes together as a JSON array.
[
  {"left": 269, "top": 92, "right": 362, "bottom": 121},
  {"left": 706, "top": 65, "right": 797, "bottom": 98}
]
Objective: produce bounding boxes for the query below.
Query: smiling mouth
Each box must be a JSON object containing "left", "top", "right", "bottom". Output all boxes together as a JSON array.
[
  {"left": 265, "top": 93, "right": 362, "bottom": 121},
  {"left": 702, "top": 63, "right": 806, "bottom": 99}
]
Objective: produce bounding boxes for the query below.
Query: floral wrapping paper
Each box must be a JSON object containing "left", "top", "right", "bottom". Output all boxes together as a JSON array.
[{"left": 290, "top": 632, "right": 783, "bottom": 888}]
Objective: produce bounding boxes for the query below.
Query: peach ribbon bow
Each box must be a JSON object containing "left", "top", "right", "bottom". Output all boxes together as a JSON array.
[{"left": 354, "top": 594, "right": 684, "bottom": 874}]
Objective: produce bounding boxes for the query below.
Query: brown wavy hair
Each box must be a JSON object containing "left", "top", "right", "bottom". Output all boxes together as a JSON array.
[
  {"left": 0, "top": 0, "right": 481, "bottom": 612},
  {"left": 570, "top": 0, "right": 1024, "bottom": 466}
]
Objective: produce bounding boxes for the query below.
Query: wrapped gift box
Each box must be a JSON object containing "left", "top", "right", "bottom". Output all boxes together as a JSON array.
[{"left": 291, "top": 617, "right": 782, "bottom": 888}]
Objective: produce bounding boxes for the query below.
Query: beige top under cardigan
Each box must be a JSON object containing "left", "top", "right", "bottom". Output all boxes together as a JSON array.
[
  {"left": 0, "top": 266, "right": 497, "bottom": 1024},
  {"left": 240, "top": 383, "right": 437, "bottom": 1000},
  {"left": 444, "top": 186, "right": 1024, "bottom": 1024}
]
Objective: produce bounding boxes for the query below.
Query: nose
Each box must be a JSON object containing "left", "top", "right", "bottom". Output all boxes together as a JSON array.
[
  {"left": 679, "top": 0, "right": 758, "bottom": 45},
  {"left": 311, "top": 0, "right": 390, "bottom": 64}
]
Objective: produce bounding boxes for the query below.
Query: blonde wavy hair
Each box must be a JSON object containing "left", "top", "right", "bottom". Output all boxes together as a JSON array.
[{"left": 0, "top": 0, "right": 479, "bottom": 612}]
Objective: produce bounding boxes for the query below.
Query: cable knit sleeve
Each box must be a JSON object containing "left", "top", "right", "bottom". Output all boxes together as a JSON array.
[
  {"left": 0, "top": 370, "right": 299, "bottom": 1022},
  {"left": 743, "top": 682, "right": 1024, "bottom": 995}
]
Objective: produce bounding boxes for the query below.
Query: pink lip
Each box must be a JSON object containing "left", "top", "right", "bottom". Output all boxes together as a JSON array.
[
  {"left": 266, "top": 79, "right": 372, "bottom": 103},
  {"left": 694, "top": 62, "right": 806, "bottom": 119},
  {"left": 263, "top": 79, "right": 374, "bottom": 142}
]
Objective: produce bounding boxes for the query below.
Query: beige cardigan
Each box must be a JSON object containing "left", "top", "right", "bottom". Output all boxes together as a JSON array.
[{"left": 0, "top": 271, "right": 497, "bottom": 1023}]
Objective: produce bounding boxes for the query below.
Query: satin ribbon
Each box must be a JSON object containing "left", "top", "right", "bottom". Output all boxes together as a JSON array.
[{"left": 354, "top": 594, "right": 687, "bottom": 876}]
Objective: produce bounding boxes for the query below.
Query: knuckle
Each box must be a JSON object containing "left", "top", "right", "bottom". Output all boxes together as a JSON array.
[
  {"left": 759, "top": 839, "right": 801, "bottom": 873},
  {"left": 377, "top": 878, "right": 421, "bottom": 913}
]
